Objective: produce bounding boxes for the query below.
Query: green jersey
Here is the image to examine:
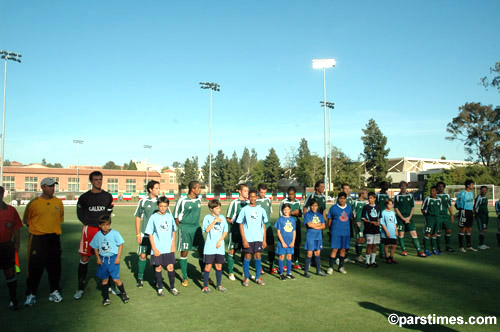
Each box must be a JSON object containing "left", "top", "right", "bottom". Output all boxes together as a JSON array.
[
  {"left": 422, "top": 197, "right": 442, "bottom": 216},
  {"left": 376, "top": 192, "right": 390, "bottom": 211},
  {"left": 279, "top": 198, "right": 303, "bottom": 218},
  {"left": 173, "top": 195, "right": 202, "bottom": 228},
  {"left": 135, "top": 196, "right": 159, "bottom": 234},
  {"left": 226, "top": 199, "right": 249, "bottom": 224},
  {"left": 437, "top": 193, "right": 452, "bottom": 216},
  {"left": 474, "top": 195, "right": 489, "bottom": 215},
  {"left": 346, "top": 196, "right": 354, "bottom": 208},
  {"left": 256, "top": 197, "right": 273, "bottom": 221},
  {"left": 353, "top": 199, "right": 367, "bottom": 222},
  {"left": 394, "top": 193, "right": 414, "bottom": 218},
  {"left": 304, "top": 192, "right": 327, "bottom": 215}
]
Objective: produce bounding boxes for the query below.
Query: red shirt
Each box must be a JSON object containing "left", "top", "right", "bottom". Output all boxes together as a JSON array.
[{"left": 0, "top": 203, "right": 22, "bottom": 242}]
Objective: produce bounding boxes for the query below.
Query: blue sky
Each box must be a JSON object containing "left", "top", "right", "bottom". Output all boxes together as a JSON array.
[{"left": 1, "top": 1, "right": 499, "bottom": 168}]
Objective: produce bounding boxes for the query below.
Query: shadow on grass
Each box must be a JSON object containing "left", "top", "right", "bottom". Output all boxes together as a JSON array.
[{"left": 359, "top": 301, "right": 459, "bottom": 331}]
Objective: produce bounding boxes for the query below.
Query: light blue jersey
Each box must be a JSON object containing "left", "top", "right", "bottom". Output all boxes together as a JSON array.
[
  {"left": 380, "top": 210, "right": 398, "bottom": 239},
  {"left": 203, "top": 214, "right": 228, "bottom": 255},
  {"left": 145, "top": 212, "right": 177, "bottom": 254},
  {"left": 236, "top": 205, "right": 268, "bottom": 243},
  {"left": 90, "top": 229, "right": 124, "bottom": 257},
  {"left": 456, "top": 190, "right": 474, "bottom": 211}
]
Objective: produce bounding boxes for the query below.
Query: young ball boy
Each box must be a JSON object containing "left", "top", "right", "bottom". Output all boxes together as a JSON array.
[
  {"left": 90, "top": 215, "right": 129, "bottom": 306},
  {"left": 202, "top": 199, "right": 228, "bottom": 293},
  {"left": 353, "top": 189, "right": 368, "bottom": 262},
  {"left": 237, "top": 189, "right": 268, "bottom": 287},
  {"left": 421, "top": 186, "right": 443, "bottom": 256},
  {"left": 146, "top": 196, "right": 179, "bottom": 297},
  {"left": 361, "top": 192, "right": 382, "bottom": 267},
  {"left": 474, "top": 186, "right": 490, "bottom": 250},
  {"left": 226, "top": 184, "right": 249, "bottom": 280},
  {"left": 303, "top": 200, "right": 326, "bottom": 277},
  {"left": 380, "top": 199, "right": 398, "bottom": 264},
  {"left": 327, "top": 192, "right": 353, "bottom": 274},
  {"left": 280, "top": 187, "right": 302, "bottom": 270},
  {"left": 436, "top": 182, "right": 455, "bottom": 252},
  {"left": 275, "top": 203, "right": 296, "bottom": 280}
]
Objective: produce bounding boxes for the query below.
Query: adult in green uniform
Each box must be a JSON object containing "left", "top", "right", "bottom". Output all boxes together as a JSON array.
[
  {"left": 174, "top": 181, "right": 204, "bottom": 287},
  {"left": 134, "top": 180, "right": 161, "bottom": 287},
  {"left": 226, "top": 183, "right": 249, "bottom": 281},
  {"left": 436, "top": 182, "right": 455, "bottom": 252},
  {"left": 394, "top": 181, "right": 425, "bottom": 257},
  {"left": 256, "top": 184, "right": 274, "bottom": 274},
  {"left": 421, "top": 186, "right": 443, "bottom": 256}
]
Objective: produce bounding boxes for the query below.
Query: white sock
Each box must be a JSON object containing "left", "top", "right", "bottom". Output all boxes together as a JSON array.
[
  {"left": 365, "top": 254, "right": 370, "bottom": 264},
  {"left": 370, "top": 253, "right": 376, "bottom": 264}
]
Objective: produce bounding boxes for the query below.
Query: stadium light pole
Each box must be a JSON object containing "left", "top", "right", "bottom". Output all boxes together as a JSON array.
[
  {"left": 0, "top": 50, "right": 22, "bottom": 186},
  {"left": 144, "top": 144, "right": 152, "bottom": 191},
  {"left": 313, "top": 58, "right": 336, "bottom": 196},
  {"left": 320, "top": 101, "right": 335, "bottom": 193},
  {"left": 73, "top": 140, "right": 84, "bottom": 192},
  {"left": 200, "top": 82, "right": 220, "bottom": 193}
]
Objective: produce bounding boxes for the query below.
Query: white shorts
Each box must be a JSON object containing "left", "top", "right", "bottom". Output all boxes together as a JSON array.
[{"left": 365, "top": 233, "right": 381, "bottom": 244}]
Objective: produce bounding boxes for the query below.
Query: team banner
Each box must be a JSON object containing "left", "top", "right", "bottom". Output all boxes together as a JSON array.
[
  {"left": 220, "top": 193, "right": 227, "bottom": 200},
  {"left": 206, "top": 193, "right": 215, "bottom": 200},
  {"left": 265, "top": 193, "right": 272, "bottom": 199},
  {"left": 112, "top": 193, "right": 118, "bottom": 201},
  {"left": 296, "top": 192, "right": 303, "bottom": 199},
  {"left": 231, "top": 193, "right": 238, "bottom": 200},
  {"left": 122, "top": 193, "right": 132, "bottom": 201},
  {"left": 138, "top": 193, "right": 147, "bottom": 200},
  {"left": 165, "top": 193, "right": 174, "bottom": 200},
  {"left": 277, "top": 192, "right": 284, "bottom": 199}
]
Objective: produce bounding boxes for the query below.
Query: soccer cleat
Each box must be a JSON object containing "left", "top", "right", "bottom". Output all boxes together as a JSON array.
[
  {"left": 293, "top": 263, "right": 302, "bottom": 270},
  {"left": 401, "top": 251, "right": 408, "bottom": 256},
  {"left": 256, "top": 278, "right": 265, "bottom": 286},
  {"left": 202, "top": 287, "right": 211, "bottom": 294},
  {"left": 24, "top": 294, "right": 36, "bottom": 307},
  {"left": 484, "top": 245, "right": 490, "bottom": 249},
  {"left": 228, "top": 273, "right": 236, "bottom": 281},
  {"left": 417, "top": 252, "right": 427, "bottom": 257},
  {"left": 73, "top": 290, "right": 84, "bottom": 300},
  {"left": 467, "top": 247, "right": 478, "bottom": 252},
  {"left": 432, "top": 249, "right": 442, "bottom": 256},
  {"left": 317, "top": 271, "right": 327, "bottom": 276},
  {"left": 269, "top": 267, "right": 278, "bottom": 274},
  {"left": 424, "top": 250, "right": 433, "bottom": 257},
  {"left": 241, "top": 278, "right": 249, "bottom": 287},
  {"left": 304, "top": 272, "right": 311, "bottom": 278},
  {"left": 327, "top": 267, "right": 334, "bottom": 275},
  {"left": 102, "top": 298, "right": 111, "bottom": 306},
  {"left": 136, "top": 279, "right": 144, "bottom": 288},
  {"left": 157, "top": 289, "right": 165, "bottom": 297},
  {"left": 458, "top": 247, "right": 466, "bottom": 252},
  {"left": 445, "top": 247, "right": 455, "bottom": 252},
  {"left": 181, "top": 279, "right": 189, "bottom": 287},
  {"left": 345, "top": 258, "right": 355, "bottom": 264},
  {"left": 338, "top": 267, "right": 347, "bottom": 274},
  {"left": 120, "top": 293, "right": 130, "bottom": 304},
  {"left": 216, "top": 286, "right": 227, "bottom": 292},
  {"left": 286, "top": 274, "right": 295, "bottom": 280},
  {"left": 279, "top": 274, "right": 287, "bottom": 281},
  {"left": 170, "top": 288, "right": 180, "bottom": 296},
  {"left": 371, "top": 263, "right": 379, "bottom": 268},
  {"left": 356, "top": 255, "right": 365, "bottom": 263},
  {"left": 478, "top": 245, "right": 488, "bottom": 250},
  {"left": 9, "top": 300, "right": 20, "bottom": 311},
  {"left": 49, "top": 290, "right": 63, "bottom": 303}
]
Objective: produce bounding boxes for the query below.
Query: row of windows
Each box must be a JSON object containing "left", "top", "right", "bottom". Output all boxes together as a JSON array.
[{"left": 2, "top": 176, "right": 174, "bottom": 192}]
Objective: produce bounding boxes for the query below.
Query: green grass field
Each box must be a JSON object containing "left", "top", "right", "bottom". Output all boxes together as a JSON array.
[{"left": 1, "top": 204, "right": 499, "bottom": 332}]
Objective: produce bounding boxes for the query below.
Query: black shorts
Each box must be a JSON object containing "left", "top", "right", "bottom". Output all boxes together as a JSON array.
[
  {"left": 242, "top": 241, "right": 263, "bottom": 254},
  {"left": 150, "top": 252, "right": 176, "bottom": 267},
  {"left": 458, "top": 210, "right": 474, "bottom": 228},
  {"left": 0, "top": 241, "right": 15, "bottom": 270},
  {"left": 382, "top": 238, "right": 397, "bottom": 245},
  {"left": 139, "top": 236, "right": 152, "bottom": 255},
  {"left": 266, "top": 225, "right": 275, "bottom": 246},
  {"left": 204, "top": 254, "right": 225, "bottom": 265}
]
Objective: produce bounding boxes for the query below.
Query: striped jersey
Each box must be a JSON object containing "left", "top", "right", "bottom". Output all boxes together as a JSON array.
[
  {"left": 394, "top": 193, "right": 414, "bottom": 218},
  {"left": 135, "top": 196, "right": 160, "bottom": 234},
  {"left": 174, "top": 195, "right": 202, "bottom": 228},
  {"left": 256, "top": 197, "right": 273, "bottom": 221},
  {"left": 279, "top": 198, "right": 302, "bottom": 218},
  {"left": 437, "top": 193, "right": 452, "bottom": 216},
  {"left": 422, "top": 197, "right": 442, "bottom": 216},
  {"left": 353, "top": 199, "right": 367, "bottom": 222},
  {"left": 304, "top": 192, "right": 327, "bottom": 215},
  {"left": 473, "top": 195, "right": 489, "bottom": 214}
]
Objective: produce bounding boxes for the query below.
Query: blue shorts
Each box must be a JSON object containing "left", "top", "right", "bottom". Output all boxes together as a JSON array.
[
  {"left": 330, "top": 235, "right": 350, "bottom": 249},
  {"left": 304, "top": 238, "right": 323, "bottom": 251},
  {"left": 97, "top": 255, "right": 120, "bottom": 280},
  {"left": 276, "top": 242, "right": 294, "bottom": 255}
]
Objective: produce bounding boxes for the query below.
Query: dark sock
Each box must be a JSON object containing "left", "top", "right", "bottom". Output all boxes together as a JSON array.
[
  {"left": 155, "top": 271, "right": 163, "bottom": 289},
  {"left": 329, "top": 256, "right": 334, "bottom": 268},
  {"left": 311, "top": 254, "right": 316, "bottom": 267},
  {"left": 117, "top": 284, "right": 125, "bottom": 294},
  {"left": 278, "top": 259, "right": 284, "bottom": 274},
  {"left": 314, "top": 256, "right": 321, "bottom": 274},
  {"left": 203, "top": 270, "right": 210, "bottom": 288},
  {"left": 458, "top": 233, "right": 464, "bottom": 248},
  {"left": 339, "top": 257, "right": 345, "bottom": 269},
  {"left": 355, "top": 244, "right": 361, "bottom": 256},
  {"left": 168, "top": 271, "right": 175, "bottom": 289},
  {"left": 77, "top": 262, "right": 88, "bottom": 290},
  {"left": 305, "top": 257, "right": 311, "bottom": 274},
  {"left": 7, "top": 278, "right": 17, "bottom": 301},
  {"left": 465, "top": 234, "right": 471, "bottom": 247},
  {"left": 268, "top": 251, "right": 275, "bottom": 269},
  {"left": 479, "top": 233, "right": 485, "bottom": 246},
  {"left": 101, "top": 284, "right": 109, "bottom": 299},
  {"left": 436, "top": 235, "right": 441, "bottom": 251},
  {"left": 216, "top": 269, "right": 222, "bottom": 287},
  {"left": 445, "top": 234, "right": 451, "bottom": 247}
]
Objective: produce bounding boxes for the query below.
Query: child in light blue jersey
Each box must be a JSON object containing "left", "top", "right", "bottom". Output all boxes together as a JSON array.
[
  {"left": 202, "top": 199, "right": 228, "bottom": 294},
  {"left": 90, "top": 215, "right": 129, "bottom": 306},
  {"left": 146, "top": 196, "right": 178, "bottom": 297},
  {"left": 380, "top": 199, "right": 398, "bottom": 264}
]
